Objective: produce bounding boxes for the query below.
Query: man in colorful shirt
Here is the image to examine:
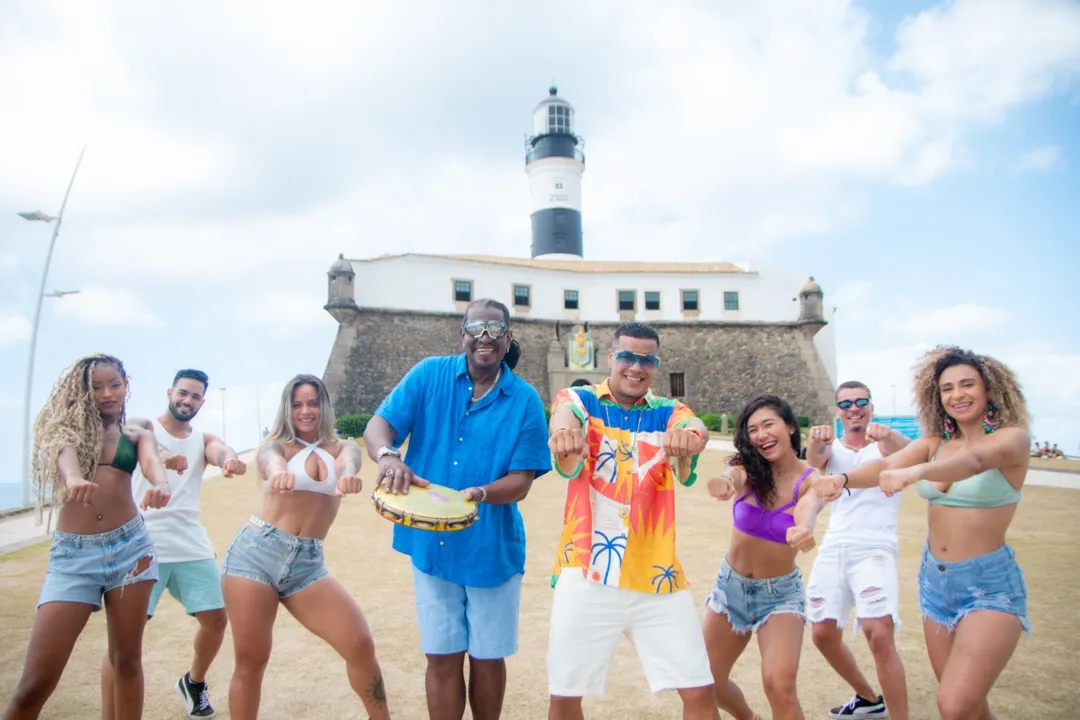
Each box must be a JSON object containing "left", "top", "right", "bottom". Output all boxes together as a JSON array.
[{"left": 546, "top": 322, "right": 719, "bottom": 719}]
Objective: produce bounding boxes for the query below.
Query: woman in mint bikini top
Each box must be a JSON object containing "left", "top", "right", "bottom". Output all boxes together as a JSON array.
[
  {"left": 701, "top": 394, "right": 830, "bottom": 720},
  {"left": 815, "top": 345, "right": 1031, "bottom": 720}
]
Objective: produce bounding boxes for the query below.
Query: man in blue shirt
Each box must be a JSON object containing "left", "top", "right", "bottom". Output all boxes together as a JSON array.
[{"left": 364, "top": 298, "right": 551, "bottom": 720}]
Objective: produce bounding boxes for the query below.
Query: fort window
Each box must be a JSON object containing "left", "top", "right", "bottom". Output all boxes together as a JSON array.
[
  {"left": 681, "top": 290, "right": 698, "bottom": 312},
  {"left": 645, "top": 291, "right": 661, "bottom": 311},
  {"left": 454, "top": 280, "right": 473, "bottom": 303},
  {"left": 617, "top": 290, "right": 636, "bottom": 312},
  {"left": 564, "top": 289, "right": 579, "bottom": 310},
  {"left": 513, "top": 284, "right": 531, "bottom": 307},
  {"left": 669, "top": 372, "right": 686, "bottom": 398},
  {"left": 724, "top": 291, "right": 740, "bottom": 311}
]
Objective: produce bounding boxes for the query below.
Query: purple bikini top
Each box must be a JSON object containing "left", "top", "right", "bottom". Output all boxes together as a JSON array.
[{"left": 732, "top": 467, "right": 812, "bottom": 544}]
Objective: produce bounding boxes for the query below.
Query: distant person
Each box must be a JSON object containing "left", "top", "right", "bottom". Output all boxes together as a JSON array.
[
  {"left": 222, "top": 374, "right": 391, "bottom": 720},
  {"left": 806, "top": 382, "right": 911, "bottom": 720},
  {"left": 4, "top": 355, "right": 172, "bottom": 719},
  {"left": 703, "top": 394, "right": 829, "bottom": 720},
  {"left": 546, "top": 322, "right": 718, "bottom": 720},
  {"left": 815, "top": 346, "right": 1032, "bottom": 720},
  {"left": 364, "top": 298, "right": 550, "bottom": 720},
  {"left": 100, "top": 369, "right": 246, "bottom": 719}
]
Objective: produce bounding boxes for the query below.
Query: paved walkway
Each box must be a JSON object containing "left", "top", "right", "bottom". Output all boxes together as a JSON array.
[{"left": 0, "top": 451, "right": 256, "bottom": 555}]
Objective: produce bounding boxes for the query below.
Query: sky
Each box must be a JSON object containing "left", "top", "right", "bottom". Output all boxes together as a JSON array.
[{"left": 1, "top": 0, "right": 1078, "bottom": 505}]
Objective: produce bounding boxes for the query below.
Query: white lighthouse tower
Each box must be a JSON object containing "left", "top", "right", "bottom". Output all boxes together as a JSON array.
[{"left": 525, "top": 86, "right": 585, "bottom": 259}]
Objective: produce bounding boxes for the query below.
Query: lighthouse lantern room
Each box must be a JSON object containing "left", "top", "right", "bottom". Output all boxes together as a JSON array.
[{"left": 525, "top": 86, "right": 586, "bottom": 260}]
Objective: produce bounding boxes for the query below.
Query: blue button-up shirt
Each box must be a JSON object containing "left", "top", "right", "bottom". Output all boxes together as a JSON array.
[{"left": 374, "top": 354, "right": 552, "bottom": 588}]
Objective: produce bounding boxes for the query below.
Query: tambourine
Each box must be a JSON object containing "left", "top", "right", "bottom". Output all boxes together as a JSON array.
[{"left": 371, "top": 483, "right": 478, "bottom": 532}]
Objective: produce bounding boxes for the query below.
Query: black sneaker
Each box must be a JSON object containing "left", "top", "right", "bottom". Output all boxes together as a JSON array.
[
  {"left": 829, "top": 694, "right": 888, "bottom": 718},
  {"left": 175, "top": 672, "right": 216, "bottom": 718}
]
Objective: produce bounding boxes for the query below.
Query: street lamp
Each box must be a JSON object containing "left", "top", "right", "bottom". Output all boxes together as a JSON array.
[
  {"left": 220, "top": 387, "right": 228, "bottom": 444},
  {"left": 18, "top": 143, "right": 88, "bottom": 511}
]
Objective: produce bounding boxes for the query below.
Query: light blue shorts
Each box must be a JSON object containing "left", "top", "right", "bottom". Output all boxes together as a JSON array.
[
  {"left": 222, "top": 516, "right": 328, "bottom": 598},
  {"left": 148, "top": 558, "right": 225, "bottom": 617},
  {"left": 918, "top": 542, "right": 1030, "bottom": 634},
  {"left": 412, "top": 565, "right": 522, "bottom": 660},
  {"left": 38, "top": 514, "right": 158, "bottom": 611},
  {"left": 704, "top": 557, "right": 806, "bottom": 634}
]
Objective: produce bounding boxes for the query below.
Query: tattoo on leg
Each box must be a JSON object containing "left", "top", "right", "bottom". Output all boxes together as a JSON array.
[{"left": 368, "top": 674, "right": 386, "bottom": 706}]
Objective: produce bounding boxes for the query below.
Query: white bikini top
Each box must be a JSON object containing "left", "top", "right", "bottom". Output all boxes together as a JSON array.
[{"left": 270, "top": 438, "right": 339, "bottom": 496}]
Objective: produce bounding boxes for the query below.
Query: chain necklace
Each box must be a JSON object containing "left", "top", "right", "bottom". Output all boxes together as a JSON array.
[{"left": 470, "top": 367, "right": 502, "bottom": 405}]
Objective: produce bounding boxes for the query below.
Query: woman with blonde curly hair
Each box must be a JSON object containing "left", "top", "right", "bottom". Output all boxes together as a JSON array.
[
  {"left": 221, "top": 374, "right": 392, "bottom": 719},
  {"left": 4, "top": 354, "right": 173, "bottom": 720},
  {"left": 814, "top": 346, "right": 1031, "bottom": 720}
]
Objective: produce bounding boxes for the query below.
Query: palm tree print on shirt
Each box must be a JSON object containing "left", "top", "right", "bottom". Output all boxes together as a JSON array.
[
  {"left": 591, "top": 531, "right": 627, "bottom": 584},
  {"left": 651, "top": 565, "right": 681, "bottom": 593}
]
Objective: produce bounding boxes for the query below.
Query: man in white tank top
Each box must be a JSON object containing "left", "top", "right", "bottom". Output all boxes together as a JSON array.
[
  {"left": 806, "top": 381, "right": 911, "bottom": 720},
  {"left": 100, "top": 369, "right": 246, "bottom": 719}
]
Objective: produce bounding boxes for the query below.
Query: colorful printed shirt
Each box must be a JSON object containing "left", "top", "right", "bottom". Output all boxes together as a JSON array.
[{"left": 550, "top": 380, "right": 701, "bottom": 595}]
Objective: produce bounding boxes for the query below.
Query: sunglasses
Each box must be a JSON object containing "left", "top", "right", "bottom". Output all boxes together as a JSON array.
[
  {"left": 462, "top": 320, "right": 509, "bottom": 340},
  {"left": 837, "top": 398, "right": 871, "bottom": 410},
  {"left": 613, "top": 350, "right": 661, "bottom": 370}
]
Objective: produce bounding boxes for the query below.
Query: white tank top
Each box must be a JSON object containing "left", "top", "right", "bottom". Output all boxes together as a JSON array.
[
  {"left": 819, "top": 439, "right": 901, "bottom": 553},
  {"left": 132, "top": 420, "right": 216, "bottom": 563}
]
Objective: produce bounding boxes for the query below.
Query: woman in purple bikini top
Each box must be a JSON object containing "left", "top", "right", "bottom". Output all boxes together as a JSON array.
[{"left": 731, "top": 467, "right": 815, "bottom": 544}]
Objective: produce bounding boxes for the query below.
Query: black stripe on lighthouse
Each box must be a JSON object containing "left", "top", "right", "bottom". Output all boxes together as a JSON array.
[{"left": 530, "top": 208, "right": 582, "bottom": 258}]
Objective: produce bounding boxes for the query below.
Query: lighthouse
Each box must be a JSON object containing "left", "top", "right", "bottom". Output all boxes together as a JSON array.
[{"left": 525, "top": 86, "right": 585, "bottom": 259}]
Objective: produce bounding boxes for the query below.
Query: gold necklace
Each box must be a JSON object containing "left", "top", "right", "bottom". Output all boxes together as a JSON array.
[{"left": 470, "top": 367, "right": 502, "bottom": 404}]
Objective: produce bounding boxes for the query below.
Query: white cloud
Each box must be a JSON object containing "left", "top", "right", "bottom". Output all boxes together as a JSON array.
[
  {"left": 50, "top": 287, "right": 160, "bottom": 327},
  {"left": 0, "top": 313, "right": 31, "bottom": 348},
  {"left": 884, "top": 303, "right": 1012, "bottom": 339},
  {"left": 1018, "top": 145, "right": 1066, "bottom": 172}
]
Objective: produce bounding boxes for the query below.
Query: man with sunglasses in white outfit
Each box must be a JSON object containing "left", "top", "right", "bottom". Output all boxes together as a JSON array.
[
  {"left": 805, "top": 381, "right": 911, "bottom": 719},
  {"left": 364, "top": 298, "right": 551, "bottom": 720}
]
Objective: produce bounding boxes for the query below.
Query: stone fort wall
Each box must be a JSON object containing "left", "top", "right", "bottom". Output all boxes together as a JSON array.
[{"left": 323, "top": 308, "right": 837, "bottom": 425}]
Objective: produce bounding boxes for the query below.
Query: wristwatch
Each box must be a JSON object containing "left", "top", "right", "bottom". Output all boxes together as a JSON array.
[{"left": 377, "top": 446, "right": 401, "bottom": 462}]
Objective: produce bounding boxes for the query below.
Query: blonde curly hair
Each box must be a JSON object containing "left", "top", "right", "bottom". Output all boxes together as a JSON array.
[
  {"left": 32, "top": 354, "right": 128, "bottom": 518},
  {"left": 912, "top": 345, "right": 1029, "bottom": 438}
]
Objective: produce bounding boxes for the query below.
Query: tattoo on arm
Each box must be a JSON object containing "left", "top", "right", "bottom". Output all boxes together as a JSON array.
[
  {"left": 367, "top": 674, "right": 386, "bottom": 706},
  {"left": 816, "top": 445, "right": 828, "bottom": 455}
]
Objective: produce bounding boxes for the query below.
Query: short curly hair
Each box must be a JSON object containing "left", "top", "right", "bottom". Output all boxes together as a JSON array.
[{"left": 912, "top": 345, "right": 1030, "bottom": 438}]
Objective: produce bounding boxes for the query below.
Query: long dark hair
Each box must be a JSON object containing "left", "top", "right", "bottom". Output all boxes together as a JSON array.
[{"left": 728, "top": 394, "right": 802, "bottom": 506}]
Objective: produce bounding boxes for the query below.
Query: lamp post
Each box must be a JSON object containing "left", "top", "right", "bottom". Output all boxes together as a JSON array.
[
  {"left": 18, "top": 144, "right": 88, "bottom": 511},
  {"left": 220, "top": 387, "right": 228, "bottom": 444}
]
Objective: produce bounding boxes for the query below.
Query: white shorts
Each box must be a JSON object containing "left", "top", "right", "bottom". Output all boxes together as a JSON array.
[
  {"left": 546, "top": 570, "right": 713, "bottom": 697},
  {"left": 805, "top": 543, "right": 901, "bottom": 633}
]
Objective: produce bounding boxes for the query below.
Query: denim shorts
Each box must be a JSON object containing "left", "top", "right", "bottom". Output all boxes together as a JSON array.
[
  {"left": 148, "top": 558, "right": 225, "bottom": 617},
  {"left": 704, "top": 557, "right": 806, "bottom": 634},
  {"left": 412, "top": 565, "right": 522, "bottom": 660},
  {"left": 221, "top": 516, "right": 329, "bottom": 597},
  {"left": 38, "top": 514, "right": 158, "bottom": 611},
  {"left": 918, "top": 542, "right": 1030, "bottom": 634}
]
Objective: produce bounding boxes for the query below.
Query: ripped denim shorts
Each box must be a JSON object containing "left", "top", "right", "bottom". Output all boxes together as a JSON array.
[
  {"left": 918, "top": 542, "right": 1030, "bottom": 634},
  {"left": 37, "top": 514, "right": 158, "bottom": 611},
  {"left": 704, "top": 557, "right": 806, "bottom": 634}
]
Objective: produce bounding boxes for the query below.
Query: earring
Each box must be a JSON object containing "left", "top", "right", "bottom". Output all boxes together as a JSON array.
[
  {"left": 943, "top": 414, "right": 957, "bottom": 440},
  {"left": 983, "top": 402, "right": 998, "bottom": 434}
]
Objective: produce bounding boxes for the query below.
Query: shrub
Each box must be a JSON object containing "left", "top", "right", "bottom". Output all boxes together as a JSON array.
[
  {"left": 336, "top": 413, "right": 372, "bottom": 439},
  {"left": 796, "top": 415, "right": 811, "bottom": 429},
  {"left": 699, "top": 413, "right": 723, "bottom": 431}
]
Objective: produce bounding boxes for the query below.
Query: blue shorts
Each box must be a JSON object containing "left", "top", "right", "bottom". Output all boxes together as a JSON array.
[
  {"left": 918, "top": 542, "right": 1030, "bottom": 634},
  {"left": 221, "top": 516, "right": 328, "bottom": 597},
  {"left": 412, "top": 566, "right": 522, "bottom": 660},
  {"left": 148, "top": 558, "right": 225, "bottom": 617},
  {"left": 38, "top": 514, "right": 158, "bottom": 611},
  {"left": 704, "top": 557, "right": 806, "bottom": 634}
]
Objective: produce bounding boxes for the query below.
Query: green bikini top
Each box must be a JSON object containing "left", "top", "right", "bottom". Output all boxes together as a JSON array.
[
  {"left": 103, "top": 432, "right": 138, "bottom": 475},
  {"left": 915, "top": 439, "right": 1021, "bottom": 508}
]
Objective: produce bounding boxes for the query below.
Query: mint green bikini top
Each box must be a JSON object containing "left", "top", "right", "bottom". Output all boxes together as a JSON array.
[{"left": 915, "top": 440, "right": 1022, "bottom": 508}]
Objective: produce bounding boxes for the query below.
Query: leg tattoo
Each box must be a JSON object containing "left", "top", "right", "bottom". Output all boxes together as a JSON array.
[{"left": 368, "top": 673, "right": 386, "bottom": 707}]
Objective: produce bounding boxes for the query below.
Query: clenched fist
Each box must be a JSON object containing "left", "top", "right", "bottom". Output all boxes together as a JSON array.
[
  {"left": 336, "top": 474, "right": 362, "bottom": 495},
  {"left": 140, "top": 484, "right": 171, "bottom": 510},
  {"left": 663, "top": 427, "right": 706, "bottom": 458},
  {"left": 808, "top": 425, "right": 834, "bottom": 457},
  {"left": 549, "top": 427, "right": 587, "bottom": 460},
  {"left": 222, "top": 458, "right": 246, "bottom": 478},
  {"left": 866, "top": 423, "right": 892, "bottom": 443},
  {"left": 163, "top": 454, "right": 188, "bottom": 474},
  {"left": 880, "top": 467, "right": 918, "bottom": 497},
  {"left": 268, "top": 470, "right": 295, "bottom": 493},
  {"left": 786, "top": 525, "right": 815, "bottom": 553},
  {"left": 813, "top": 474, "right": 845, "bottom": 502},
  {"left": 66, "top": 476, "right": 97, "bottom": 507},
  {"left": 707, "top": 474, "right": 737, "bottom": 502}
]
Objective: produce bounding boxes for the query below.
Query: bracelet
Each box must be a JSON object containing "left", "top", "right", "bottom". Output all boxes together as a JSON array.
[
  {"left": 476, "top": 486, "right": 488, "bottom": 503},
  {"left": 841, "top": 472, "right": 851, "bottom": 495}
]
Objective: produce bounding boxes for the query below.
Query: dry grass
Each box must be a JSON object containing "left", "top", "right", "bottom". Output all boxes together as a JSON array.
[{"left": 1, "top": 447, "right": 1078, "bottom": 719}]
